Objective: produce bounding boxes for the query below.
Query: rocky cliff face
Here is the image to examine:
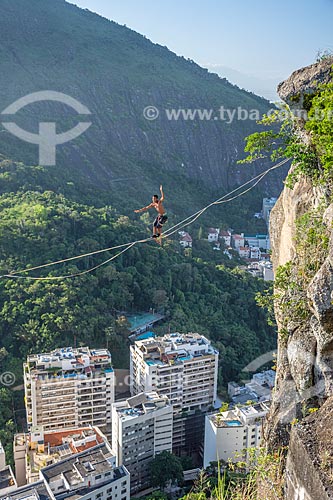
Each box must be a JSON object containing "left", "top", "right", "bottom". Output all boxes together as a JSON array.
[{"left": 266, "top": 58, "right": 333, "bottom": 499}]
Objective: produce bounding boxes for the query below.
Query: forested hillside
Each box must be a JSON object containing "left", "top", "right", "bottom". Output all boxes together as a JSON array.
[
  {"left": 0, "top": 156, "right": 276, "bottom": 463},
  {"left": 0, "top": 160, "right": 275, "bottom": 378}
]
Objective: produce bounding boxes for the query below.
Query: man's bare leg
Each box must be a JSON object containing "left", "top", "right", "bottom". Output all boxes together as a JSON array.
[{"left": 157, "top": 228, "right": 162, "bottom": 245}]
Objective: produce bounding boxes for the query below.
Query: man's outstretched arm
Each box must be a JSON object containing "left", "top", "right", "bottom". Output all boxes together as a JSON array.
[
  {"left": 160, "top": 185, "right": 164, "bottom": 202},
  {"left": 134, "top": 203, "right": 154, "bottom": 213}
]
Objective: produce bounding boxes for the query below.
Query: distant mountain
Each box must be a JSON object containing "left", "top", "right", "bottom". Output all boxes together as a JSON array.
[
  {"left": 202, "top": 65, "right": 281, "bottom": 102},
  {"left": 0, "top": 0, "right": 287, "bottom": 213}
]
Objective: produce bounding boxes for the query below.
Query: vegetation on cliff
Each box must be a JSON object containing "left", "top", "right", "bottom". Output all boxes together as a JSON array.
[{"left": 239, "top": 73, "right": 333, "bottom": 188}]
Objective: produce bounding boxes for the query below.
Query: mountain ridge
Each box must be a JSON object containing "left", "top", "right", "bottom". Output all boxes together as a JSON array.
[{"left": 0, "top": 0, "right": 287, "bottom": 213}]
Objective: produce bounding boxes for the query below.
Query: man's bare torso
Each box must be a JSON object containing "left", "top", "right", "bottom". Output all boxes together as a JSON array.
[{"left": 152, "top": 200, "right": 165, "bottom": 215}]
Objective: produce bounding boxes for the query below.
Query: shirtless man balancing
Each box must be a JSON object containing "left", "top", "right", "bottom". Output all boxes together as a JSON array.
[{"left": 134, "top": 185, "right": 168, "bottom": 242}]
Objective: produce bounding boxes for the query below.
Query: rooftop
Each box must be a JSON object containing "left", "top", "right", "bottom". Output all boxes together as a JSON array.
[
  {"left": 25, "top": 347, "right": 112, "bottom": 378},
  {"left": 135, "top": 332, "right": 218, "bottom": 367},
  {"left": 27, "top": 347, "right": 111, "bottom": 365},
  {"left": 114, "top": 391, "right": 171, "bottom": 420},
  {"left": 0, "top": 445, "right": 128, "bottom": 500},
  {"left": 210, "top": 401, "right": 270, "bottom": 428},
  {"left": 0, "top": 466, "right": 16, "bottom": 493},
  {"left": 136, "top": 331, "right": 155, "bottom": 341},
  {"left": 20, "top": 426, "right": 106, "bottom": 479},
  {"left": 41, "top": 443, "right": 127, "bottom": 498},
  {"left": 0, "top": 481, "right": 52, "bottom": 500},
  {"left": 180, "top": 233, "right": 192, "bottom": 242},
  {"left": 232, "top": 393, "right": 258, "bottom": 405},
  {"left": 245, "top": 382, "right": 271, "bottom": 400},
  {"left": 244, "top": 234, "right": 269, "bottom": 239}
]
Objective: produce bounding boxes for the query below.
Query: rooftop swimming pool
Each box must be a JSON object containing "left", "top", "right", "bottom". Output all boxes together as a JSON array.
[
  {"left": 225, "top": 420, "right": 242, "bottom": 427},
  {"left": 136, "top": 331, "right": 155, "bottom": 341}
]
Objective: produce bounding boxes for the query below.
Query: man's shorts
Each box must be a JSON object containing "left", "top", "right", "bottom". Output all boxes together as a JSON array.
[{"left": 154, "top": 214, "right": 168, "bottom": 229}]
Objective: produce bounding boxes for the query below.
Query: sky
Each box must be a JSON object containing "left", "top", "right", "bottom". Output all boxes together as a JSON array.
[{"left": 68, "top": 0, "right": 333, "bottom": 99}]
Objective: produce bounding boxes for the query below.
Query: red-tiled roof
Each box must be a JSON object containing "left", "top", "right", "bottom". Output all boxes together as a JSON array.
[{"left": 43, "top": 428, "right": 103, "bottom": 451}]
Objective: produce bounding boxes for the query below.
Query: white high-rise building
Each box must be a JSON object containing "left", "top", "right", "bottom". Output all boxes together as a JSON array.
[
  {"left": 24, "top": 347, "right": 115, "bottom": 436},
  {"left": 130, "top": 332, "right": 219, "bottom": 455},
  {"left": 130, "top": 332, "right": 219, "bottom": 412},
  {"left": 112, "top": 391, "right": 173, "bottom": 494},
  {"left": 203, "top": 401, "right": 270, "bottom": 468}
]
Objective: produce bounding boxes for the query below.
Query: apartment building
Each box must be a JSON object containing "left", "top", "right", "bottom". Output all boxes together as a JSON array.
[
  {"left": 203, "top": 401, "right": 270, "bottom": 468},
  {"left": 0, "top": 466, "right": 17, "bottom": 497},
  {"left": 14, "top": 425, "right": 108, "bottom": 486},
  {"left": 130, "top": 332, "right": 219, "bottom": 456},
  {"left": 130, "top": 333, "right": 218, "bottom": 412},
  {"left": 24, "top": 347, "right": 114, "bottom": 436},
  {"left": 228, "top": 369, "right": 276, "bottom": 405},
  {"left": 1, "top": 442, "right": 130, "bottom": 500},
  {"left": 244, "top": 234, "right": 270, "bottom": 251},
  {"left": 112, "top": 391, "right": 173, "bottom": 494},
  {"left": 40, "top": 443, "right": 130, "bottom": 500},
  {"left": 0, "top": 481, "right": 53, "bottom": 500},
  {"left": 262, "top": 197, "right": 277, "bottom": 224}
]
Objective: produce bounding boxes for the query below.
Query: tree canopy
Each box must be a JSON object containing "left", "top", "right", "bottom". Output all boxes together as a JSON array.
[{"left": 149, "top": 451, "right": 184, "bottom": 489}]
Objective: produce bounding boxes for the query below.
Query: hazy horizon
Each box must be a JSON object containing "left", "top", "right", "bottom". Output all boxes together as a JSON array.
[{"left": 67, "top": 0, "right": 333, "bottom": 99}]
